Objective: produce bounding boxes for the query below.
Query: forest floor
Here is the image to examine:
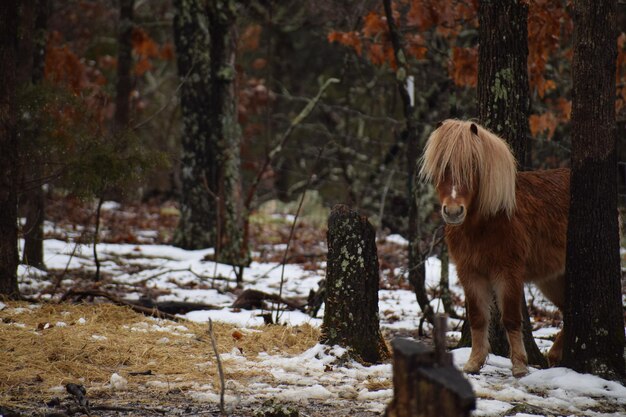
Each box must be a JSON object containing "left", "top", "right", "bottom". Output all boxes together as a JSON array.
[{"left": 2, "top": 195, "right": 626, "bottom": 416}]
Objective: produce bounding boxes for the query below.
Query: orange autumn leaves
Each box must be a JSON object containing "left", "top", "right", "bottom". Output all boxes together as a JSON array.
[
  {"left": 327, "top": 0, "right": 476, "bottom": 79},
  {"left": 328, "top": 0, "right": 626, "bottom": 139},
  {"left": 45, "top": 27, "right": 173, "bottom": 94}
]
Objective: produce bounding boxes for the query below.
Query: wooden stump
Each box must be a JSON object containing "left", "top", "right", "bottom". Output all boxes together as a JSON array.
[
  {"left": 386, "top": 316, "right": 475, "bottom": 417},
  {"left": 320, "top": 204, "right": 389, "bottom": 363}
]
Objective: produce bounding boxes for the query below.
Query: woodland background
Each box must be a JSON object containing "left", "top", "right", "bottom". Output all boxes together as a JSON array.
[
  {"left": 1, "top": 0, "right": 626, "bottom": 415},
  {"left": 3, "top": 0, "right": 626, "bottom": 251}
]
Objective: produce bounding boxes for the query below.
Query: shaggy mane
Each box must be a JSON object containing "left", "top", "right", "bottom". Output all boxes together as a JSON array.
[{"left": 419, "top": 119, "right": 517, "bottom": 218}]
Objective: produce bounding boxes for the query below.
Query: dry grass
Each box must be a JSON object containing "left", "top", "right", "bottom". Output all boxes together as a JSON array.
[{"left": 0, "top": 302, "right": 320, "bottom": 407}]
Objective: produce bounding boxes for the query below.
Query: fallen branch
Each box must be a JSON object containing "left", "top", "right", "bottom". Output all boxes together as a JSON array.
[
  {"left": 232, "top": 289, "right": 305, "bottom": 312},
  {"left": 130, "top": 299, "right": 223, "bottom": 315},
  {"left": 59, "top": 289, "right": 184, "bottom": 322}
]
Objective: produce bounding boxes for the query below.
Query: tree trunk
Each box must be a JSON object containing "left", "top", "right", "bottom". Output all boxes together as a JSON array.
[
  {"left": 0, "top": 0, "right": 20, "bottom": 299},
  {"left": 321, "top": 204, "right": 389, "bottom": 364},
  {"left": 206, "top": 0, "right": 247, "bottom": 267},
  {"left": 477, "top": 0, "right": 531, "bottom": 167},
  {"left": 461, "top": 0, "right": 547, "bottom": 368},
  {"left": 114, "top": 0, "right": 134, "bottom": 132},
  {"left": 562, "top": 0, "right": 626, "bottom": 379},
  {"left": 173, "top": 0, "right": 247, "bottom": 267},
  {"left": 22, "top": 0, "right": 49, "bottom": 270},
  {"left": 173, "top": 0, "right": 217, "bottom": 250}
]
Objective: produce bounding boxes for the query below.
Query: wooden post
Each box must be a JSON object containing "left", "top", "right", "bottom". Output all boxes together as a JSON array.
[{"left": 386, "top": 315, "right": 475, "bottom": 417}]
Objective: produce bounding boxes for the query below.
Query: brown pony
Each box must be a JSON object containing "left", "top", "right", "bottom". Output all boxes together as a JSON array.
[{"left": 420, "top": 119, "right": 569, "bottom": 377}]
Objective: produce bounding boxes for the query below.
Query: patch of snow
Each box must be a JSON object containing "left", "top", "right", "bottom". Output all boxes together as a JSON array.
[
  {"left": 91, "top": 335, "right": 107, "bottom": 341},
  {"left": 100, "top": 201, "right": 121, "bottom": 211},
  {"left": 109, "top": 373, "right": 128, "bottom": 390},
  {"left": 380, "top": 234, "right": 408, "bottom": 245},
  {"left": 12, "top": 234, "right": 626, "bottom": 416},
  {"left": 275, "top": 384, "right": 333, "bottom": 402}
]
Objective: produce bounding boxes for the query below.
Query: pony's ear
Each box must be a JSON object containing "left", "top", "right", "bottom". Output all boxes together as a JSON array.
[
  {"left": 470, "top": 123, "right": 478, "bottom": 136},
  {"left": 436, "top": 120, "right": 443, "bottom": 129}
]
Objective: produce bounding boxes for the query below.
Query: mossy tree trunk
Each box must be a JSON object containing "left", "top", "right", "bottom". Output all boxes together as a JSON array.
[
  {"left": 0, "top": 0, "right": 21, "bottom": 299},
  {"left": 321, "top": 205, "right": 389, "bottom": 364},
  {"left": 173, "top": 0, "right": 215, "bottom": 250},
  {"left": 562, "top": 0, "right": 626, "bottom": 379},
  {"left": 477, "top": 0, "right": 531, "bottom": 167},
  {"left": 459, "top": 0, "right": 547, "bottom": 368},
  {"left": 172, "top": 0, "right": 247, "bottom": 267},
  {"left": 206, "top": 0, "right": 247, "bottom": 267}
]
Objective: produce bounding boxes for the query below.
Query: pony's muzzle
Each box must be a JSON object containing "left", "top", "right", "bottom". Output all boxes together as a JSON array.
[{"left": 442, "top": 205, "right": 465, "bottom": 225}]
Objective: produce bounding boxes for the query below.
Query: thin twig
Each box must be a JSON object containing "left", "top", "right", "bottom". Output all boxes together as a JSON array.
[
  {"left": 133, "top": 266, "right": 235, "bottom": 286},
  {"left": 133, "top": 65, "right": 192, "bottom": 130},
  {"left": 378, "top": 168, "right": 396, "bottom": 229},
  {"left": 48, "top": 239, "right": 81, "bottom": 297},
  {"left": 207, "top": 318, "right": 225, "bottom": 415},
  {"left": 274, "top": 146, "right": 326, "bottom": 324},
  {"left": 93, "top": 196, "right": 105, "bottom": 281}
]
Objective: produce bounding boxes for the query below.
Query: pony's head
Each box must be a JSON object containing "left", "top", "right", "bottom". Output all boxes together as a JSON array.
[{"left": 419, "top": 119, "right": 517, "bottom": 225}]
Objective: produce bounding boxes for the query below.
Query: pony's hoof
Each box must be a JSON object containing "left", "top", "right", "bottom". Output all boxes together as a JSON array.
[
  {"left": 512, "top": 364, "right": 528, "bottom": 378},
  {"left": 547, "top": 351, "right": 561, "bottom": 367},
  {"left": 463, "top": 362, "right": 482, "bottom": 374}
]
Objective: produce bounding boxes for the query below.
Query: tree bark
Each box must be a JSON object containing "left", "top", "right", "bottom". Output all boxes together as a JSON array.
[
  {"left": 114, "top": 0, "right": 134, "bottom": 132},
  {"left": 173, "top": 0, "right": 217, "bottom": 250},
  {"left": 172, "top": 0, "right": 247, "bottom": 267},
  {"left": 321, "top": 205, "right": 389, "bottom": 364},
  {"left": 206, "top": 0, "right": 247, "bottom": 267},
  {"left": 460, "top": 0, "right": 547, "bottom": 368},
  {"left": 0, "top": 0, "right": 21, "bottom": 299},
  {"left": 477, "top": 0, "right": 531, "bottom": 168},
  {"left": 22, "top": 0, "right": 49, "bottom": 270},
  {"left": 562, "top": 0, "right": 626, "bottom": 379}
]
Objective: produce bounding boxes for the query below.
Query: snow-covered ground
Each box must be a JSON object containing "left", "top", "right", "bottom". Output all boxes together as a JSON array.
[{"left": 15, "top": 231, "right": 626, "bottom": 416}]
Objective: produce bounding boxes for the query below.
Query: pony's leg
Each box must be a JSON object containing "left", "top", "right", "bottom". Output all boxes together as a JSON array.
[
  {"left": 547, "top": 330, "right": 563, "bottom": 366},
  {"left": 462, "top": 276, "right": 491, "bottom": 374},
  {"left": 495, "top": 281, "right": 528, "bottom": 377}
]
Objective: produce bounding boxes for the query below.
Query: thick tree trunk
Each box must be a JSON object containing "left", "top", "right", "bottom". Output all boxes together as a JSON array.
[
  {"left": 22, "top": 0, "right": 49, "bottom": 270},
  {"left": 173, "top": 0, "right": 247, "bottom": 267},
  {"left": 206, "top": 0, "right": 247, "bottom": 267},
  {"left": 321, "top": 205, "right": 389, "bottom": 364},
  {"left": 562, "top": 0, "right": 626, "bottom": 379},
  {"left": 461, "top": 0, "right": 547, "bottom": 368},
  {"left": 477, "top": 0, "right": 531, "bottom": 167},
  {"left": 0, "top": 0, "right": 20, "bottom": 299},
  {"left": 172, "top": 0, "right": 218, "bottom": 250}
]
